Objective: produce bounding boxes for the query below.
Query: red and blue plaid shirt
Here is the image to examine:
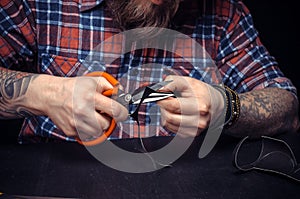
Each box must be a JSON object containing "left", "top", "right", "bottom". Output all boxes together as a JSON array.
[{"left": 0, "top": 0, "right": 296, "bottom": 143}]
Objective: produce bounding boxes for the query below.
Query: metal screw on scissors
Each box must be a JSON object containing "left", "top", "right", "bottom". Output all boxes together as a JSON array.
[{"left": 76, "top": 71, "right": 175, "bottom": 146}]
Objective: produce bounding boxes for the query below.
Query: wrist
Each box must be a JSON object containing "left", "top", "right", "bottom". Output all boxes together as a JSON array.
[
  {"left": 223, "top": 85, "right": 240, "bottom": 128},
  {"left": 26, "top": 74, "right": 66, "bottom": 116},
  {"left": 211, "top": 84, "right": 241, "bottom": 129}
]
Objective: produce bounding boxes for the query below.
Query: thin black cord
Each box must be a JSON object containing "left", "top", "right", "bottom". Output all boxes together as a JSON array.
[{"left": 130, "top": 87, "right": 172, "bottom": 169}]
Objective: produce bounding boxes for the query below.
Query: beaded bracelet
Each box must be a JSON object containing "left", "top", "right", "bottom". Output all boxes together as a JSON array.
[
  {"left": 224, "top": 85, "right": 240, "bottom": 128},
  {"left": 212, "top": 84, "right": 241, "bottom": 129}
]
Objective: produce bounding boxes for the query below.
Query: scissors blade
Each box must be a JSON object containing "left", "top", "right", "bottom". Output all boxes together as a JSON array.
[
  {"left": 132, "top": 92, "right": 175, "bottom": 104},
  {"left": 131, "top": 80, "right": 173, "bottom": 103}
]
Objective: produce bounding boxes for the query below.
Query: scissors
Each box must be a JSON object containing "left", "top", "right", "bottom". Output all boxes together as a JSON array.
[{"left": 76, "top": 71, "right": 175, "bottom": 146}]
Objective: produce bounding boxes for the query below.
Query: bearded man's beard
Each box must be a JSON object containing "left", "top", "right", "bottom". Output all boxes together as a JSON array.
[{"left": 108, "top": 0, "right": 181, "bottom": 38}]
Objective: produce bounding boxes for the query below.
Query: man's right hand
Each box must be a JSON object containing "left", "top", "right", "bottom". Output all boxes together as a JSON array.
[{"left": 25, "top": 73, "right": 128, "bottom": 140}]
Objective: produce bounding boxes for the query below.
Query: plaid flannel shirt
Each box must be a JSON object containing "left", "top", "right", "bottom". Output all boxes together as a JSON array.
[{"left": 0, "top": 0, "right": 296, "bottom": 143}]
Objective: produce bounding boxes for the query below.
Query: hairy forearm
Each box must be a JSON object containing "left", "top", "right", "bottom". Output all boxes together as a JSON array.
[
  {"left": 0, "top": 67, "right": 38, "bottom": 118},
  {"left": 224, "top": 87, "right": 300, "bottom": 138}
]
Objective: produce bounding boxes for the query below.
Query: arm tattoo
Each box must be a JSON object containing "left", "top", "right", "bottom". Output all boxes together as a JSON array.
[
  {"left": 225, "top": 88, "right": 299, "bottom": 138},
  {"left": 0, "top": 68, "right": 37, "bottom": 118}
]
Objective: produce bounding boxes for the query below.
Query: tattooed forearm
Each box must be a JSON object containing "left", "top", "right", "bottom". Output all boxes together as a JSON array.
[
  {"left": 225, "top": 87, "right": 300, "bottom": 138},
  {"left": 0, "top": 68, "right": 37, "bottom": 118}
]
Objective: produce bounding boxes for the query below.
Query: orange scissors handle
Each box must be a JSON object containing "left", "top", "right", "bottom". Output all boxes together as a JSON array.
[{"left": 76, "top": 71, "right": 119, "bottom": 146}]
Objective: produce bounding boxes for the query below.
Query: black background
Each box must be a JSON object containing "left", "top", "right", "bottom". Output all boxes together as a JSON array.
[{"left": 1, "top": 0, "right": 299, "bottom": 142}]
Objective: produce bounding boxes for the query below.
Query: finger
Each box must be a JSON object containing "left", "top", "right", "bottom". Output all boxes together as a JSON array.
[
  {"left": 162, "top": 75, "right": 201, "bottom": 96},
  {"left": 160, "top": 75, "right": 190, "bottom": 93},
  {"left": 94, "top": 76, "right": 114, "bottom": 93},
  {"left": 74, "top": 112, "right": 111, "bottom": 138},
  {"left": 162, "top": 122, "right": 201, "bottom": 138},
  {"left": 161, "top": 108, "right": 210, "bottom": 129},
  {"left": 161, "top": 121, "right": 178, "bottom": 134},
  {"left": 75, "top": 120, "right": 102, "bottom": 140},
  {"left": 157, "top": 97, "right": 210, "bottom": 116},
  {"left": 94, "top": 93, "right": 128, "bottom": 122},
  {"left": 94, "top": 112, "right": 112, "bottom": 133}
]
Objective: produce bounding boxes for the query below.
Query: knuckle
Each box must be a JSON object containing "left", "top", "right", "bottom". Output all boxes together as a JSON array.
[
  {"left": 69, "top": 119, "right": 76, "bottom": 130},
  {"left": 112, "top": 103, "right": 128, "bottom": 121},
  {"left": 200, "top": 103, "right": 210, "bottom": 115},
  {"left": 63, "top": 126, "right": 76, "bottom": 137},
  {"left": 198, "top": 119, "right": 209, "bottom": 129},
  {"left": 73, "top": 106, "right": 83, "bottom": 116},
  {"left": 103, "top": 120, "right": 111, "bottom": 131},
  {"left": 89, "top": 131, "right": 99, "bottom": 138},
  {"left": 165, "top": 123, "right": 178, "bottom": 133},
  {"left": 168, "top": 102, "right": 180, "bottom": 113},
  {"left": 165, "top": 114, "right": 178, "bottom": 126}
]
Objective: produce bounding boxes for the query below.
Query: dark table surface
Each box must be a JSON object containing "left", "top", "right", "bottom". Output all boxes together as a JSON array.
[{"left": 1, "top": 128, "right": 300, "bottom": 199}]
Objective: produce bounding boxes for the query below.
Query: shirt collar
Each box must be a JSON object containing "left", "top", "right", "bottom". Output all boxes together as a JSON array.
[{"left": 80, "top": 0, "right": 105, "bottom": 12}]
